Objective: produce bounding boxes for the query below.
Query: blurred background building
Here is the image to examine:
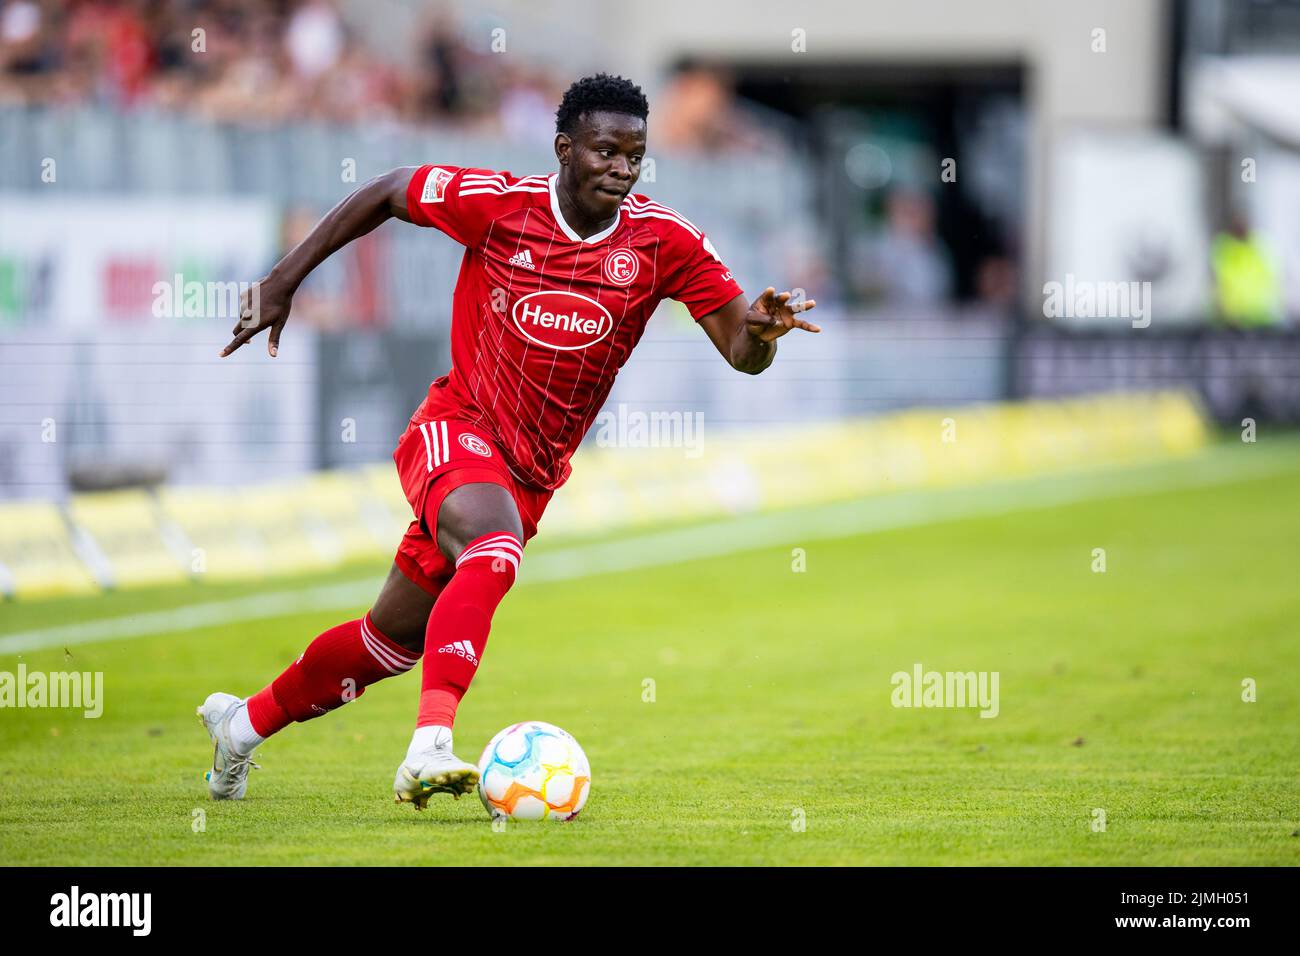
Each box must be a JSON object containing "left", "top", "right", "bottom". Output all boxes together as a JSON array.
[{"left": 1, "top": 0, "right": 1298, "bottom": 507}]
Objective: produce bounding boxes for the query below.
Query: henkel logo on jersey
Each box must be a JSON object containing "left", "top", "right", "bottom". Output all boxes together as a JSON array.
[{"left": 510, "top": 290, "right": 614, "bottom": 351}]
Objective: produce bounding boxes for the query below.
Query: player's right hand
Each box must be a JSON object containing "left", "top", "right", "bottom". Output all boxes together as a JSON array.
[{"left": 220, "top": 276, "right": 294, "bottom": 358}]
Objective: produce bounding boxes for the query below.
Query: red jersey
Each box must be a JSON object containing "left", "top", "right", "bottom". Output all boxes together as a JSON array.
[{"left": 404, "top": 164, "right": 743, "bottom": 490}]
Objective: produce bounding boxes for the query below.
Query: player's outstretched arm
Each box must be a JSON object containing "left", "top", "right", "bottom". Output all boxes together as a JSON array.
[
  {"left": 697, "top": 287, "right": 819, "bottom": 375},
  {"left": 220, "top": 166, "right": 420, "bottom": 357}
]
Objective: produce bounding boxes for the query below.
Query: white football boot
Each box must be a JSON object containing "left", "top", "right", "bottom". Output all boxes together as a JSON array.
[
  {"left": 197, "top": 692, "right": 260, "bottom": 800},
  {"left": 393, "top": 726, "right": 480, "bottom": 810}
]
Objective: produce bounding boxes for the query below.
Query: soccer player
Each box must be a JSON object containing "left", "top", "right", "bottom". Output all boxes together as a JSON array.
[{"left": 201, "top": 74, "right": 819, "bottom": 807}]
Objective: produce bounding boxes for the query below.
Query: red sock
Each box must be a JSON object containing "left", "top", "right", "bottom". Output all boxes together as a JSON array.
[
  {"left": 416, "top": 532, "right": 522, "bottom": 728},
  {"left": 246, "top": 612, "right": 420, "bottom": 737}
]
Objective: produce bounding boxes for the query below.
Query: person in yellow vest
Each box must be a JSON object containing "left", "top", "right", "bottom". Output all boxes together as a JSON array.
[{"left": 1211, "top": 215, "right": 1283, "bottom": 326}]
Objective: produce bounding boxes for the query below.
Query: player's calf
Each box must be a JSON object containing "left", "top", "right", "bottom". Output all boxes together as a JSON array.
[
  {"left": 396, "top": 526, "right": 523, "bottom": 809},
  {"left": 414, "top": 528, "right": 521, "bottom": 731},
  {"left": 243, "top": 611, "right": 421, "bottom": 742},
  {"left": 394, "top": 531, "right": 522, "bottom": 809}
]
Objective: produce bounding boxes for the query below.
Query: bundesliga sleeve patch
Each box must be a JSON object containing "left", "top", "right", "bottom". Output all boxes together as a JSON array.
[{"left": 421, "top": 167, "right": 454, "bottom": 204}]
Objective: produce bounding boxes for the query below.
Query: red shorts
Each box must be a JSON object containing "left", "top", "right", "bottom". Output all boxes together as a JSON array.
[{"left": 391, "top": 399, "right": 553, "bottom": 595}]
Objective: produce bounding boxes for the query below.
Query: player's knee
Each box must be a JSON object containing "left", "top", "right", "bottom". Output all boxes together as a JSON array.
[
  {"left": 370, "top": 566, "right": 436, "bottom": 653},
  {"left": 436, "top": 483, "right": 523, "bottom": 562},
  {"left": 384, "top": 624, "right": 425, "bottom": 655},
  {"left": 366, "top": 606, "right": 426, "bottom": 655}
]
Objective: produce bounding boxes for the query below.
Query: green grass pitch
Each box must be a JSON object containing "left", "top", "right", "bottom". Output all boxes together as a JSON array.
[{"left": 1, "top": 441, "right": 1298, "bottom": 865}]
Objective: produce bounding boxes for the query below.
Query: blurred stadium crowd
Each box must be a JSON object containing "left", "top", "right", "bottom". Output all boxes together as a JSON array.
[
  {"left": 0, "top": 0, "right": 775, "bottom": 152},
  {"left": 0, "top": 0, "right": 560, "bottom": 131}
]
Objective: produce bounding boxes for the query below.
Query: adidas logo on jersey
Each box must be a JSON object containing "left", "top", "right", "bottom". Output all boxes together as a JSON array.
[
  {"left": 436, "top": 640, "right": 479, "bottom": 666},
  {"left": 508, "top": 248, "right": 536, "bottom": 270}
]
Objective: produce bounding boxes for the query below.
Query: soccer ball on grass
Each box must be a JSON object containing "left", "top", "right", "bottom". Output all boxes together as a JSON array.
[{"left": 477, "top": 721, "right": 590, "bottom": 821}]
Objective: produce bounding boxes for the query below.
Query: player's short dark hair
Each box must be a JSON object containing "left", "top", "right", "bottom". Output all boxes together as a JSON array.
[{"left": 555, "top": 73, "right": 648, "bottom": 135}]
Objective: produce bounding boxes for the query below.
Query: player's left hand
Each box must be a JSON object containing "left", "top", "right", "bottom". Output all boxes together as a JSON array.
[{"left": 745, "top": 287, "right": 820, "bottom": 343}]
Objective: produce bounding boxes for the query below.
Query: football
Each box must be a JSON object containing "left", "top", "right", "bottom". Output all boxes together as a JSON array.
[{"left": 477, "top": 721, "right": 591, "bottom": 821}]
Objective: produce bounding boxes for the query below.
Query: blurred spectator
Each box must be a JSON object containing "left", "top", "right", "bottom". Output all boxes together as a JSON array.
[
  {"left": 498, "top": 63, "right": 560, "bottom": 145},
  {"left": 410, "top": 6, "right": 467, "bottom": 119},
  {"left": 192, "top": 9, "right": 293, "bottom": 123},
  {"left": 851, "top": 189, "right": 954, "bottom": 307},
  {"left": 103, "top": 0, "right": 154, "bottom": 104},
  {"left": 284, "top": 0, "right": 342, "bottom": 81},
  {"left": 1212, "top": 213, "right": 1283, "bottom": 327},
  {"left": 656, "top": 63, "right": 773, "bottom": 154},
  {"left": 0, "top": 0, "right": 45, "bottom": 78},
  {"left": 974, "top": 255, "right": 1018, "bottom": 308}
]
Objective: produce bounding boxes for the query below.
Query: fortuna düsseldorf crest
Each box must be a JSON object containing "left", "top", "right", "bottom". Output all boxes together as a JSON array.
[
  {"left": 602, "top": 248, "right": 639, "bottom": 287},
  {"left": 459, "top": 433, "right": 492, "bottom": 457}
]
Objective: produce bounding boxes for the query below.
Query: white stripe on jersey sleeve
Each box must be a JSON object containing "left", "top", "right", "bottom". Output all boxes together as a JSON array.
[
  {"left": 461, "top": 172, "right": 548, "bottom": 185},
  {"left": 459, "top": 185, "right": 550, "bottom": 197},
  {"left": 420, "top": 423, "right": 435, "bottom": 472},
  {"left": 624, "top": 206, "right": 702, "bottom": 239}
]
